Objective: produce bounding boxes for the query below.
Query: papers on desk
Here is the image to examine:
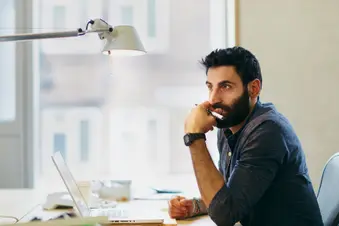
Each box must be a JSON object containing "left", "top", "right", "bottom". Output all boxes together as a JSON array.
[
  {"left": 0, "top": 217, "right": 18, "bottom": 225},
  {"left": 132, "top": 186, "right": 196, "bottom": 201},
  {"left": 0, "top": 216, "right": 108, "bottom": 226},
  {"left": 133, "top": 193, "right": 180, "bottom": 200},
  {"left": 133, "top": 188, "right": 198, "bottom": 201}
]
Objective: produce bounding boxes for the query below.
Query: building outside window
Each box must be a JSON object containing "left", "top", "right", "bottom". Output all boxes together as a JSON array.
[
  {"left": 52, "top": 5, "right": 66, "bottom": 29},
  {"left": 79, "top": 120, "right": 90, "bottom": 162},
  {"left": 32, "top": 0, "right": 231, "bottom": 189},
  {"left": 53, "top": 133, "right": 67, "bottom": 159},
  {"left": 147, "top": 0, "right": 156, "bottom": 38},
  {"left": 121, "top": 5, "right": 134, "bottom": 25}
]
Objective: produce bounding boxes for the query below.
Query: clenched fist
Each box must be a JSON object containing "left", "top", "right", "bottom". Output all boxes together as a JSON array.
[{"left": 168, "top": 196, "right": 194, "bottom": 219}]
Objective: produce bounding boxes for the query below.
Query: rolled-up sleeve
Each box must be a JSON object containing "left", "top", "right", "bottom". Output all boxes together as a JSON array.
[{"left": 207, "top": 121, "right": 288, "bottom": 226}]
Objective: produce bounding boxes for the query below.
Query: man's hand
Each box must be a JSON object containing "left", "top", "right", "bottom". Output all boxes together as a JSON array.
[
  {"left": 185, "top": 101, "right": 216, "bottom": 134},
  {"left": 168, "top": 196, "right": 194, "bottom": 219}
]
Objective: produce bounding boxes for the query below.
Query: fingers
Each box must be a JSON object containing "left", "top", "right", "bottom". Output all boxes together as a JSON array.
[
  {"left": 168, "top": 197, "right": 190, "bottom": 219},
  {"left": 169, "top": 197, "right": 187, "bottom": 212},
  {"left": 197, "top": 102, "right": 220, "bottom": 119},
  {"left": 175, "top": 195, "right": 186, "bottom": 200},
  {"left": 180, "top": 199, "right": 193, "bottom": 207},
  {"left": 168, "top": 205, "right": 188, "bottom": 219},
  {"left": 168, "top": 209, "right": 188, "bottom": 219},
  {"left": 200, "top": 101, "right": 212, "bottom": 109}
]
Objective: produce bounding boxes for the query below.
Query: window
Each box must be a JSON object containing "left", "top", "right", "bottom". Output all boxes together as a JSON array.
[
  {"left": 147, "top": 119, "right": 157, "bottom": 164},
  {"left": 53, "top": 6, "right": 66, "bottom": 29},
  {"left": 108, "top": 0, "right": 170, "bottom": 53},
  {"left": 53, "top": 133, "right": 67, "bottom": 159},
  {"left": 79, "top": 120, "right": 90, "bottom": 161},
  {"left": 121, "top": 6, "right": 134, "bottom": 25},
  {"left": 147, "top": 0, "right": 156, "bottom": 37},
  {"left": 40, "top": 1, "right": 104, "bottom": 54},
  {"left": 34, "top": 0, "right": 230, "bottom": 187},
  {"left": 0, "top": 0, "right": 15, "bottom": 123},
  {"left": 80, "top": 0, "right": 88, "bottom": 24}
]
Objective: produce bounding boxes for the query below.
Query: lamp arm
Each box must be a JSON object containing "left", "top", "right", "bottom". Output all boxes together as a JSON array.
[
  {"left": 0, "top": 28, "right": 85, "bottom": 42},
  {"left": 0, "top": 27, "right": 111, "bottom": 43}
]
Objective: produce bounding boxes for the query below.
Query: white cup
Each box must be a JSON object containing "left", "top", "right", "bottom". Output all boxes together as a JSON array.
[
  {"left": 77, "top": 181, "right": 92, "bottom": 205},
  {"left": 98, "top": 180, "right": 132, "bottom": 201}
]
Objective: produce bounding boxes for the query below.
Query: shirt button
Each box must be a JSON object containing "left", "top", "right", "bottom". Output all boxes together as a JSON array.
[{"left": 228, "top": 152, "right": 232, "bottom": 157}]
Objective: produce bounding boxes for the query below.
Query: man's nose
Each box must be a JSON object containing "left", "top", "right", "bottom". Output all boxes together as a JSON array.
[{"left": 209, "top": 89, "right": 222, "bottom": 106}]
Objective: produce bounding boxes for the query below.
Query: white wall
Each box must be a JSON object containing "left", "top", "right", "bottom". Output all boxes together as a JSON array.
[{"left": 238, "top": 0, "right": 339, "bottom": 190}]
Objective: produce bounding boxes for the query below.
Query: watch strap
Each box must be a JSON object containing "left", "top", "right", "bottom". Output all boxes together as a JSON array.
[{"left": 184, "top": 133, "right": 206, "bottom": 146}]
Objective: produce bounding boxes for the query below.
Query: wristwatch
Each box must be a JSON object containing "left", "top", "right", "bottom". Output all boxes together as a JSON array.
[{"left": 183, "top": 133, "right": 206, "bottom": 146}]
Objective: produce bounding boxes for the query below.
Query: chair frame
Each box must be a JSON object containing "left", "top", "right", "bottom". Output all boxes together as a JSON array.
[{"left": 317, "top": 153, "right": 339, "bottom": 226}]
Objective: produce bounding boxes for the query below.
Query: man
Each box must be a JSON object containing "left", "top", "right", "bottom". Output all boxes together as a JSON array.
[{"left": 168, "top": 47, "right": 323, "bottom": 226}]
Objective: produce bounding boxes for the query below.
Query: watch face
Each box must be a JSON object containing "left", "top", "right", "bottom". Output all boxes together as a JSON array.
[{"left": 184, "top": 134, "right": 191, "bottom": 144}]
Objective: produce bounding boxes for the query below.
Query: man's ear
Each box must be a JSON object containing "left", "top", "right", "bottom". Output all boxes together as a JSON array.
[{"left": 247, "top": 79, "right": 261, "bottom": 98}]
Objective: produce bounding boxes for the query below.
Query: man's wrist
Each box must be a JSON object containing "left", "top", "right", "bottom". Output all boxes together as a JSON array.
[
  {"left": 190, "top": 198, "right": 207, "bottom": 217},
  {"left": 189, "top": 139, "right": 206, "bottom": 148}
]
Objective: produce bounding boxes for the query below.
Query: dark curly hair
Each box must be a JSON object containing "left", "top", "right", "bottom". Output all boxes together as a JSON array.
[{"left": 200, "top": 46, "right": 262, "bottom": 87}]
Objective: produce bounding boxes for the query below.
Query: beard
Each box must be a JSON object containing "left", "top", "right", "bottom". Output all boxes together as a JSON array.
[{"left": 212, "top": 89, "right": 251, "bottom": 129}]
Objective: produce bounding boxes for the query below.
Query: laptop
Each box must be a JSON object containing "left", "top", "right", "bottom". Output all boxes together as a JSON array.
[{"left": 51, "top": 151, "right": 164, "bottom": 224}]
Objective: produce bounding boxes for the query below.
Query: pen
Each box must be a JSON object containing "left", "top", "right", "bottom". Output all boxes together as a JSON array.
[
  {"left": 195, "top": 104, "right": 225, "bottom": 120},
  {"left": 207, "top": 108, "right": 225, "bottom": 120}
]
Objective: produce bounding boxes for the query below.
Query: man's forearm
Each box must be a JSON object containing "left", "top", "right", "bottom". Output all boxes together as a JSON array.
[{"left": 189, "top": 139, "right": 225, "bottom": 206}]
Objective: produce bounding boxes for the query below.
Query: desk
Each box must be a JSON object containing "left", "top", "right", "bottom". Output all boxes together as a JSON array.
[{"left": 0, "top": 189, "right": 216, "bottom": 226}]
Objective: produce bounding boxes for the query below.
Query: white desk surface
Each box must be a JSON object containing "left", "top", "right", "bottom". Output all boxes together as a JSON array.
[{"left": 0, "top": 189, "right": 216, "bottom": 226}]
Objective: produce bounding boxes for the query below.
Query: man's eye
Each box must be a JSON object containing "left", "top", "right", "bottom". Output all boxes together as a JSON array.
[{"left": 221, "top": 84, "right": 231, "bottom": 89}]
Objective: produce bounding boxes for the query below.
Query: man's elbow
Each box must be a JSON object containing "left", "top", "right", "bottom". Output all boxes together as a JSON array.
[
  {"left": 208, "top": 205, "right": 238, "bottom": 226},
  {"left": 202, "top": 179, "right": 226, "bottom": 207},
  {"left": 207, "top": 186, "right": 241, "bottom": 226}
]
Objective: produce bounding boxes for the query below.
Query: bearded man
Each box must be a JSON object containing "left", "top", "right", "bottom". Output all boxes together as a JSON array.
[{"left": 168, "top": 47, "right": 323, "bottom": 226}]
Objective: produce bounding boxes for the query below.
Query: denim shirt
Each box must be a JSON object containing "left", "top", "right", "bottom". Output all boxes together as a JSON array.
[{"left": 207, "top": 101, "right": 323, "bottom": 226}]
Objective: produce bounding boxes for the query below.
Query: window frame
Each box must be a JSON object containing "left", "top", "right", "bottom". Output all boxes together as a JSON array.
[{"left": 6, "top": 0, "right": 38, "bottom": 188}]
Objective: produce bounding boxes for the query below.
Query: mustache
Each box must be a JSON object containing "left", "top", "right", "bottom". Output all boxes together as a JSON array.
[{"left": 212, "top": 103, "right": 232, "bottom": 112}]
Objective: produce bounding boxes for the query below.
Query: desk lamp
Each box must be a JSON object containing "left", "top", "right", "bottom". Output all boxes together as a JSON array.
[{"left": 0, "top": 18, "right": 146, "bottom": 56}]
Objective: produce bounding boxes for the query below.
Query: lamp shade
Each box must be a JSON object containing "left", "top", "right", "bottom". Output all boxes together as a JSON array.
[{"left": 102, "top": 25, "right": 146, "bottom": 56}]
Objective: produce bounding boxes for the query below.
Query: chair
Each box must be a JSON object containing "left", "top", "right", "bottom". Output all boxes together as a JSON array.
[{"left": 317, "top": 153, "right": 339, "bottom": 226}]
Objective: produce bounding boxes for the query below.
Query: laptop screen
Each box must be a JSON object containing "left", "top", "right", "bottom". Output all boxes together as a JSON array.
[{"left": 51, "top": 151, "right": 91, "bottom": 217}]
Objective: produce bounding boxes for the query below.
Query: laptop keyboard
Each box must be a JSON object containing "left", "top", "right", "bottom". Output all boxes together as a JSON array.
[{"left": 95, "top": 209, "right": 128, "bottom": 218}]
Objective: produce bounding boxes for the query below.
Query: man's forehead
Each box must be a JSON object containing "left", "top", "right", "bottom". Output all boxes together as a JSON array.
[{"left": 206, "top": 66, "right": 240, "bottom": 84}]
